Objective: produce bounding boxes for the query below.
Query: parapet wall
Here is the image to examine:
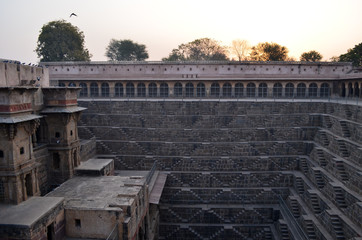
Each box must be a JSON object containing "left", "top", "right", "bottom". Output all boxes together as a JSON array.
[
  {"left": 46, "top": 61, "right": 354, "bottom": 80},
  {"left": 0, "top": 62, "right": 49, "bottom": 87}
]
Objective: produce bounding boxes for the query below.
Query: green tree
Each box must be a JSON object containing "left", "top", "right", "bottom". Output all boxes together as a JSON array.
[
  {"left": 339, "top": 42, "right": 362, "bottom": 66},
  {"left": 105, "top": 39, "right": 149, "bottom": 61},
  {"left": 36, "top": 20, "right": 91, "bottom": 62},
  {"left": 250, "top": 42, "right": 289, "bottom": 61},
  {"left": 162, "top": 38, "right": 229, "bottom": 61},
  {"left": 300, "top": 50, "right": 323, "bottom": 62}
]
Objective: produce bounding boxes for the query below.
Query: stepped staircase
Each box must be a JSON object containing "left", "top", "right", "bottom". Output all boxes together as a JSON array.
[
  {"left": 344, "top": 107, "right": 352, "bottom": 119},
  {"left": 288, "top": 197, "right": 301, "bottom": 218},
  {"left": 333, "top": 186, "right": 347, "bottom": 208},
  {"left": 318, "top": 131, "right": 329, "bottom": 146},
  {"left": 295, "top": 177, "right": 305, "bottom": 195},
  {"left": 330, "top": 214, "right": 345, "bottom": 240},
  {"left": 312, "top": 168, "right": 325, "bottom": 189},
  {"left": 336, "top": 139, "right": 349, "bottom": 158},
  {"left": 299, "top": 158, "right": 309, "bottom": 175},
  {"left": 208, "top": 227, "right": 225, "bottom": 239},
  {"left": 315, "top": 148, "right": 327, "bottom": 167},
  {"left": 326, "top": 104, "right": 334, "bottom": 114},
  {"left": 323, "top": 115, "right": 333, "bottom": 128},
  {"left": 339, "top": 121, "right": 350, "bottom": 138},
  {"left": 303, "top": 219, "right": 317, "bottom": 240},
  {"left": 308, "top": 191, "right": 321, "bottom": 214},
  {"left": 279, "top": 221, "right": 291, "bottom": 240},
  {"left": 335, "top": 161, "right": 349, "bottom": 181}
]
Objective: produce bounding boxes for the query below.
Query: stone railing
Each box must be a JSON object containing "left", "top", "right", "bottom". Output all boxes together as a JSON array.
[
  {"left": 106, "top": 224, "right": 118, "bottom": 240},
  {"left": 146, "top": 161, "right": 157, "bottom": 185},
  {"left": 278, "top": 195, "right": 309, "bottom": 240}
]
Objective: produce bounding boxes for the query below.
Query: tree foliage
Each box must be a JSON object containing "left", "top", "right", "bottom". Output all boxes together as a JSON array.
[
  {"left": 162, "top": 38, "right": 229, "bottom": 61},
  {"left": 250, "top": 42, "right": 289, "bottom": 61},
  {"left": 230, "top": 39, "right": 251, "bottom": 61},
  {"left": 36, "top": 20, "right": 91, "bottom": 62},
  {"left": 300, "top": 50, "right": 323, "bottom": 62},
  {"left": 105, "top": 39, "right": 149, "bottom": 61},
  {"left": 338, "top": 42, "right": 362, "bottom": 66}
]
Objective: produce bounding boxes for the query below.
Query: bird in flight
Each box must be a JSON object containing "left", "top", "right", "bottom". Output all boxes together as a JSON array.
[{"left": 70, "top": 13, "right": 77, "bottom": 17}]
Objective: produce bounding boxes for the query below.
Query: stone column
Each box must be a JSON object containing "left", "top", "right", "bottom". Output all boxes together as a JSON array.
[
  {"left": 109, "top": 82, "right": 115, "bottom": 97},
  {"left": 282, "top": 83, "right": 286, "bottom": 97},
  {"left": 267, "top": 83, "right": 273, "bottom": 98}
]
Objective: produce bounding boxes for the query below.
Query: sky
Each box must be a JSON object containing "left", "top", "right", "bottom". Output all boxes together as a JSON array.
[{"left": 1, "top": 0, "right": 361, "bottom": 63}]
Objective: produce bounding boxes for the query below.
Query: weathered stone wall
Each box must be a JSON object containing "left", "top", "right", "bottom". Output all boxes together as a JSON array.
[
  {"left": 65, "top": 209, "right": 120, "bottom": 239},
  {"left": 0, "top": 62, "right": 49, "bottom": 87},
  {"left": 33, "top": 145, "right": 50, "bottom": 195},
  {"left": 79, "top": 138, "right": 96, "bottom": 162}
]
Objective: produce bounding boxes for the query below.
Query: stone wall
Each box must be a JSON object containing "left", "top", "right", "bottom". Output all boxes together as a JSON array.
[
  {"left": 79, "top": 138, "right": 96, "bottom": 162},
  {"left": 0, "top": 62, "right": 49, "bottom": 87}
]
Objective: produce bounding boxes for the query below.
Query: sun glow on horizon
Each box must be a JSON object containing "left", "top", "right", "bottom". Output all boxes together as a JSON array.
[{"left": 0, "top": 0, "right": 361, "bottom": 63}]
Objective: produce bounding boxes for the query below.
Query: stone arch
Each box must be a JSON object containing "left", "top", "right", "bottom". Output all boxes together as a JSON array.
[
  {"left": 348, "top": 82, "right": 353, "bottom": 97},
  {"left": 174, "top": 82, "right": 183, "bottom": 97},
  {"left": 341, "top": 83, "right": 346, "bottom": 97},
  {"left": 68, "top": 82, "right": 76, "bottom": 87},
  {"left": 25, "top": 173, "right": 33, "bottom": 198},
  {"left": 148, "top": 83, "right": 157, "bottom": 97},
  {"left": 210, "top": 83, "right": 220, "bottom": 97},
  {"left": 73, "top": 149, "right": 78, "bottom": 167},
  {"left": 235, "top": 83, "right": 244, "bottom": 97},
  {"left": 273, "top": 83, "right": 282, "bottom": 98},
  {"left": 185, "top": 83, "right": 194, "bottom": 97},
  {"left": 222, "top": 83, "right": 232, "bottom": 97},
  {"left": 320, "top": 83, "right": 330, "bottom": 98},
  {"left": 285, "top": 83, "right": 294, "bottom": 98},
  {"left": 101, "top": 83, "right": 109, "bottom": 97},
  {"left": 126, "top": 82, "right": 135, "bottom": 97},
  {"left": 115, "top": 83, "right": 123, "bottom": 97},
  {"left": 308, "top": 83, "right": 318, "bottom": 97},
  {"left": 354, "top": 82, "right": 359, "bottom": 97},
  {"left": 196, "top": 83, "right": 206, "bottom": 97},
  {"left": 79, "top": 83, "right": 88, "bottom": 97},
  {"left": 258, "top": 83, "right": 268, "bottom": 98},
  {"left": 90, "top": 83, "right": 99, "bottom": 97},
  {"left": 296, "top": 83, "right": 306, "bottom": 98},
  {"left": 160, "top": 83, "right": 169, "bottom": 97},
  {"left": 137, "top": 83, "right": 146, "bottom": 97},
  {"left": 246, "top": 83, "right": 256, "bottom": 97}
]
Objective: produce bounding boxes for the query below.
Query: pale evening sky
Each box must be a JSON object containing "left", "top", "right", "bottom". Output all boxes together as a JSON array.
[{"left": 1, "top": 0, "right": 361, "bottom": 63}]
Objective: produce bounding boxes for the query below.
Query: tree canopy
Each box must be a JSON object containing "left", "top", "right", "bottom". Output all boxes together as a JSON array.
[
  {"left": 250, "top": 42, "right": 289, "bottom": 61},
  {"left": 338, "top": 42, "right": 362, "bottom": 66},
  {"left": 105, "top": 39, "right": 149, "bottom": 61},
  {"left": 230, "top": 39, "right": 251, "bottom": 61},
  {"left": 162, "top": 38, "right": 228, "bottom": 61},
  {"left": 35, "top": 20, "right": 91, "bottom": 62},
  {"left": 300, "top": 50, "right": 323, "bottom": 62}
]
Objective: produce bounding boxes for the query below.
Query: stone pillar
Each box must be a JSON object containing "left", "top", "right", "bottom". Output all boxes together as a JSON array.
[
  {"left": 282, "top": 84, "right": 285, "bottom": 97},
  {"left": 267, "top": 83, "right": 273, "bottom": 98},
  {"left": 109, "top": 82, "right": 115, "bottom": 97},
  {"left": 134, "top": 83, "right": 138, "bottom": 98}
]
